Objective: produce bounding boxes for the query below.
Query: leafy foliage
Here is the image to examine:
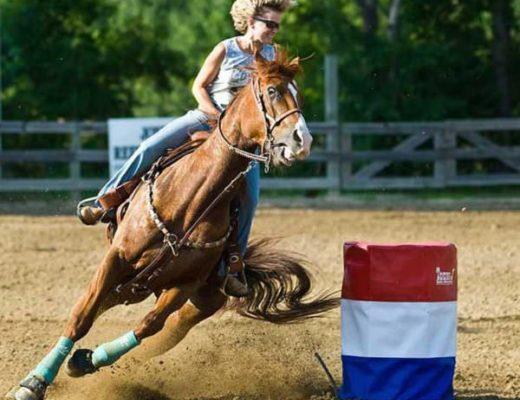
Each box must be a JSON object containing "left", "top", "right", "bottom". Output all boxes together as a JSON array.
[{"left": 1, "top": 0, "right": 518, "bottom": 121}]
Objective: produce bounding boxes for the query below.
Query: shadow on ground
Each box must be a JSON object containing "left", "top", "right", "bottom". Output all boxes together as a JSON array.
[{"left": 456, "top": 388, "right": 519, "bottom": 400}]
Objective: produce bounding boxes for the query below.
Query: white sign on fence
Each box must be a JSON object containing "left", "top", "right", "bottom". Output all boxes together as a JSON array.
[{"left": 107, "top": 117, "right": 174, "bottom": 177}]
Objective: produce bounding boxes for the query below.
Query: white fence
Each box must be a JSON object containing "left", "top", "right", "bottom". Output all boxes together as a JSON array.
[{"left": 1, "top": 118, "right": 520, "bottom": 193}]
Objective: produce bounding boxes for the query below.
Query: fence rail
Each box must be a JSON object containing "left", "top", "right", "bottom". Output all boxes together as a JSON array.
[{"left": 1, "top": 119, "right": 520, "bottom": 193}]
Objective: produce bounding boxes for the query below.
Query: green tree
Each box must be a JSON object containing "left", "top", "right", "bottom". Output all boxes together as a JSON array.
[
  {"left": 1, "top": 0, "right": 187, "bottom": 119},
  {"left": 1, "top": 0, "right": 519, "bottom": 122}
]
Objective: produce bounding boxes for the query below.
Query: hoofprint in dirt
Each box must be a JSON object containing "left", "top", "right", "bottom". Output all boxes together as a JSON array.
[{"left": 1, "top": 210, "right": 519, "bottom": 399}]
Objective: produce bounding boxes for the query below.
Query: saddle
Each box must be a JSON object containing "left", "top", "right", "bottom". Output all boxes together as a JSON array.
[
  {"left": 98, "top": 138, "right": 205, "bottom": 243},
  {"left": 98, "top": 138, "right": 207, "bottom": 214}
]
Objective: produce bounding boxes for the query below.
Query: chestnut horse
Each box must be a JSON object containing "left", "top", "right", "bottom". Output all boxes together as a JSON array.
[{"left": 9, "top": 51, "right": 339, "bottom": 400}]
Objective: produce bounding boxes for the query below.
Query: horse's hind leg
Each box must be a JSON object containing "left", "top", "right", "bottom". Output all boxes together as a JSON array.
[
  {"left": 128, "top": 284, "right": 227, "bottom": 362},
  {"left": 10, "top": 249, "right": 126, "bottom": 400}
]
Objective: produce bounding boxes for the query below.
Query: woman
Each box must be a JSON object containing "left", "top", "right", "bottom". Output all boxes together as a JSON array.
[{"left": 79, "top": 0, "right": 295, "bottom": 296}]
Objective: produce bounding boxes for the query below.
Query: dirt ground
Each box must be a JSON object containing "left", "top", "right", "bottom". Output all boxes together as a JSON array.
[{"left": 0, "top": 209, "right": 519, "bottom": 399}]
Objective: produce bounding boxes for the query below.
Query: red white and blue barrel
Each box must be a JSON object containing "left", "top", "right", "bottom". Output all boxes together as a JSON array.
[{"left": 339, "top": 242, "right": 457, "bottom": 400}]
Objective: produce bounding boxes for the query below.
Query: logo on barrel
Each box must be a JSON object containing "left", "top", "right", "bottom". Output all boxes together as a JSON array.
[{"left": 436, "top": 267, "right": 455, "bottom": 285}]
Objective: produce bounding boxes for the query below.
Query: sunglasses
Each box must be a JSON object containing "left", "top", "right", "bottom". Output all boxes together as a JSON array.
[{"left": 253, "top": 16, "right": 280, "bottom": 30}]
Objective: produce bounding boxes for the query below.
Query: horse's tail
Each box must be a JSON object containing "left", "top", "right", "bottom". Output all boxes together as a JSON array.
[{"left": 226, "top": 238, "right": 340, "bottom": 324}]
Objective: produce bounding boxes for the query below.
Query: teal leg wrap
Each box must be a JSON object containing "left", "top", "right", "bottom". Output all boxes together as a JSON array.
[
  {"left": 31, "top": 336, "right": 74, "bottom": 384},
  {"left": 91, "top": 331, "right": 140, "bottom": 368}
]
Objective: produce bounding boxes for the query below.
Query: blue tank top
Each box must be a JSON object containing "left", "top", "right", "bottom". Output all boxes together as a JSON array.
[{"left": 208, "top": 37, "right": 275, "bottom": 110}]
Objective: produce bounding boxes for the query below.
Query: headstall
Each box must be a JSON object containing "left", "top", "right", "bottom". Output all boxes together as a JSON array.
[{"left": 218, "top": 77, "right": 302, "bottom": 172}]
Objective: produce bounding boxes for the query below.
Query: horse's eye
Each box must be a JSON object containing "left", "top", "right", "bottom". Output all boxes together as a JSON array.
[{"left": 267, "top": 86, "right": 278, "bottom": 98}]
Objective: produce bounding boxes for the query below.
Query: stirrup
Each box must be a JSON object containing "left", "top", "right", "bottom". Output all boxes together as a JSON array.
[{"left": 222, "top": 270, "right": 250, "bottom": 298}]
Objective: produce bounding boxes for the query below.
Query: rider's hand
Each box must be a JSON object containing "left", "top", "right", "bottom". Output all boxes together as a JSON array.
[
  {"left": 190, "top": 131, "right": 211, "bottom": 141},
  {"left": 199, "top": 107, "right": 221, "bottom": 121}
]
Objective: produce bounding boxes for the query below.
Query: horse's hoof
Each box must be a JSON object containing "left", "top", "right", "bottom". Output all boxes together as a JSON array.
[
  {"left": 10, "top": 375, "right": 47, "bottom": 400},
  {"left": 66, "top": 349, "right": 98, "bottom": 378},
  {"left": 12, "top": 388, "right": 40, "bottom": 400}
]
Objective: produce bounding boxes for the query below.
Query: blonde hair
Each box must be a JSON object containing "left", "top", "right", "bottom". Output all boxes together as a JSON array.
[{"left": 230, "top": 0, "right": 295, "bottom": 34}]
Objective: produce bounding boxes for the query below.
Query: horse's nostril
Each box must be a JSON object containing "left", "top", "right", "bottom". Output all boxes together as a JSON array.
[{"left": 293, "top": 130, "right": 302, "bottom": 144}]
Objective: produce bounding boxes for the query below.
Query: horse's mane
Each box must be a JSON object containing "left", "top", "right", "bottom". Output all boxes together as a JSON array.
[
  {"left": 223, "top": 47, "right": 302, "bottom": 113},
  {"left": 253, "top": 47, "right": 302, "bottom": 81}
]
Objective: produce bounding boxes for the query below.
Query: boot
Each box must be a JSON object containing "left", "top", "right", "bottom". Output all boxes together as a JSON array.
[
  {"left": 224, "top": 271, "right": 250, "bottom": 297},
  {"left": 78, "top": 205, "right": 104, "bottom": 226}
]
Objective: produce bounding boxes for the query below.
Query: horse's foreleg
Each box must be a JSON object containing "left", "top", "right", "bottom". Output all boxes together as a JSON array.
[
  {"left": 64, "top": 249, "right": 126, "bottom": 341},
  {"left": 10, "top": 249, "right": 126, "bottom": 400},
  {"left": 74, "top": 283, "right": 195, "bottom": 374},
  {"left": 128, "top": 285, "right": 227, "bottom": 362}
]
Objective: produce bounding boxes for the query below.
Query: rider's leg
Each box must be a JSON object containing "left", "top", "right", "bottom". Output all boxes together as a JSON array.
[
  {"left": 237, "top": 162, "right": 260, "bottom": 255},
  {"left": 222, "top": 163, "right": 259, "bottom": 296},
  {"left": 96, "top": 109, "right": 210, "bottom": 204}
]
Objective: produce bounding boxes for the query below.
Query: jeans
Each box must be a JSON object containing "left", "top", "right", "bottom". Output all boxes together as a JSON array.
[{"left": 97, "top": 109, "right": 260, "bottom": 258}]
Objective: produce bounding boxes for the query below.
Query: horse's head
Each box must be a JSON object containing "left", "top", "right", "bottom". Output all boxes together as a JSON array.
[{"left": 246, "top": 50, "right": 312, "bottom": 168}]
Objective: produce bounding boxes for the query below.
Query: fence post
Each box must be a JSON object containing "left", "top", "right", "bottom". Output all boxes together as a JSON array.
[
  {"left": 341, "top": 126, "right": 352, "bottom": 186},
  {"left": 71, "top": 122, "right": 81, "bottom": 202},
  {"left": 434, "top": 124, "right": 456, "bottom": 188},
  {"left": 0, "top": 128, "right": 3, "bottom": 180},
  {"left": 325, "top": 54, "right": 341, "bottom": 194}
]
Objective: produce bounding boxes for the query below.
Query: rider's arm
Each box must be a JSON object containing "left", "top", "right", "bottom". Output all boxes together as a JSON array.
[{"left": 192, "top": 42, "right": 226, "bottom": 118}]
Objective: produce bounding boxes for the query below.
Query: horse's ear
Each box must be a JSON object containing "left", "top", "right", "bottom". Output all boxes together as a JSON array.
[
  {"left": 299, "top": 53, "right": 315, "bottom": 63},
  {"left": 286, "top": 56, "right": 302, "bottom": 78},
  {"left": 289, "top": 56, "right": 300, "bottom": 68}
]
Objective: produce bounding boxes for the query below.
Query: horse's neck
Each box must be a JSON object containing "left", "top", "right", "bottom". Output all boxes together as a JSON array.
[
  {"left": 159, "top": 96, "right": 259, "bottom": 222},
  {"left": 193, "top": 109, "right": 257, "bottom": 195}
]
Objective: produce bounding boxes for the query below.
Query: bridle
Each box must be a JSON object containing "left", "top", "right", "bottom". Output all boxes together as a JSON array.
[{"left": 218, "top": 77, "right": 302, "bottom": 172}]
